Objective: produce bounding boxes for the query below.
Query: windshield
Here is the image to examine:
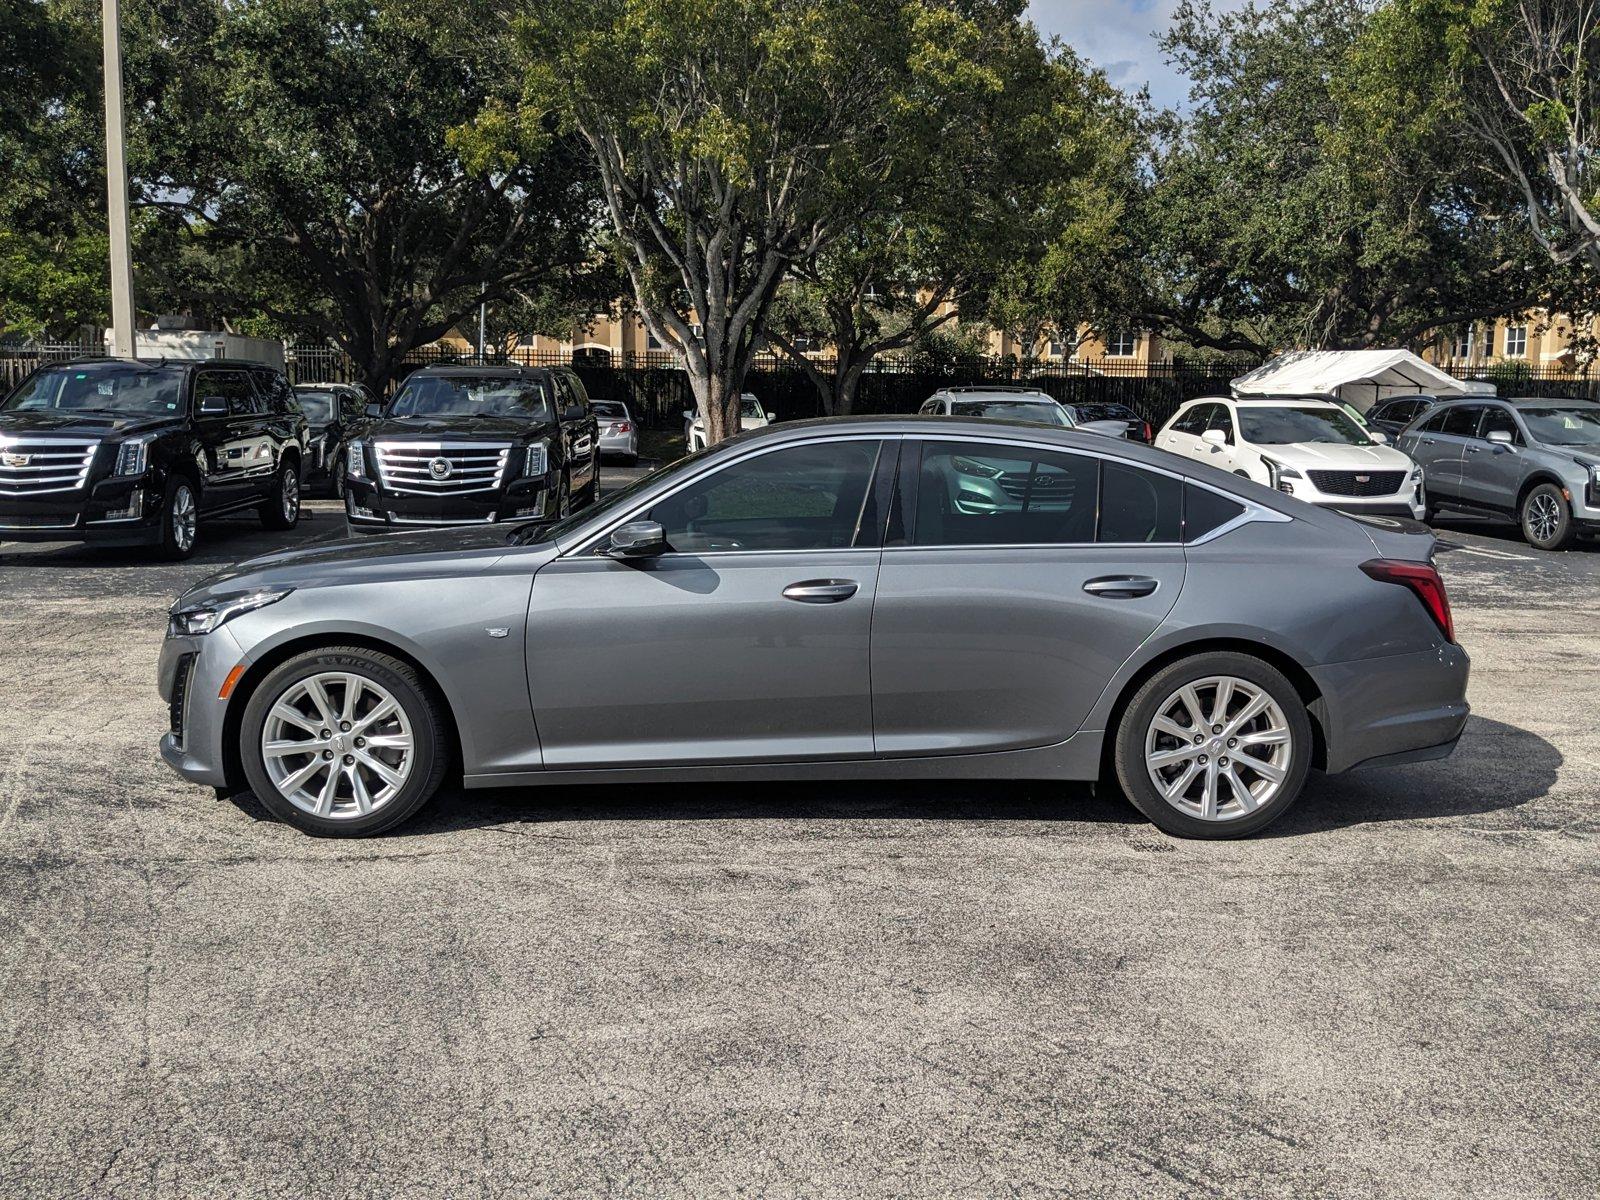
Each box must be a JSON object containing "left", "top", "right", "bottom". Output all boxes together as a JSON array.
[
  {"left": 3, "top": 363, "right": 185, "bottom": 415},
  {"left": 388, "top": 376, "right": 552, "bottom": 421},
  {"left": 1520, "top": 404, "right": 1600, "bottom": 445},
  {"left": 1238, "top": 406, "right": 1368, "bottom": 446},
  {"left": 1073, "top": 403, "right": 1137, "bottom": 421},
  {"left": 294, "top": 390, "right": 335, "bottom": 422},
  {"left": 949, "top": 400, "right": 1070, "bottom": 426},
  {"left": 740, "top": 396, "right": 762, "bottom": 418}
]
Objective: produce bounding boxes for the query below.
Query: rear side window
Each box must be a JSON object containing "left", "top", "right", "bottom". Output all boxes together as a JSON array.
[
  {"left": 1441, "top": 406, "right": 1483, "bottom": 436},
  {"left": 1100, "top": 462, "right": 1182, "bottom": 543},
  {"left": 1184, "top": 484, "right": 1245, "bottom": 542},
  {"left": 1416, "top": 409, "right": 1450, "bottom": 433},
  {"left": 913, "top": 441, "right": 1099, "bottom": 545}
]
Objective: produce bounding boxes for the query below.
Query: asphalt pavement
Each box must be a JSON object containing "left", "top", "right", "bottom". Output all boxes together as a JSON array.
[{"left": 0, "top": 481, "right": 1596, "bottom": 1198}]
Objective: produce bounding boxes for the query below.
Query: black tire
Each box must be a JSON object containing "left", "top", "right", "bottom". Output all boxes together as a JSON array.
[
  {"left": 331, "top": 458, "right": 348, "bottom": 500},
  {"left": 1112, "top": 651, "right": 1314, "bottom": 839},
  {"left": 239, "top": 646, "right": 450, "bottom": 837},
  {"left": 259, "top": 457, "right": 302, "bottom": 530},
  {"left": 1520, "top": 482, "right": 1574, "bottom": 550},
  {"left": 153, "top": 474, "right": 200, "bottom": 561}
]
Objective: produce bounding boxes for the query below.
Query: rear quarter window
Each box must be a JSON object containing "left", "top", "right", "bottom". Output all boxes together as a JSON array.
[{"left": 1184, "top": 484, "right": 1245, "bottom": 542}]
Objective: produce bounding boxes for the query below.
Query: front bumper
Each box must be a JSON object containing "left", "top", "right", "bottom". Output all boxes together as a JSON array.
[
  {"left": 156, "top": 625, "right": 248, "bottom": 788},
  {"left": 1310, "top": 642, "right": 1471, "bottom": 774},
  {"left": 0, "top": 476, "right": 164, "bottom": 545},
  {"left": 343, "top": 473, "right": 558, "bottom": 532}
]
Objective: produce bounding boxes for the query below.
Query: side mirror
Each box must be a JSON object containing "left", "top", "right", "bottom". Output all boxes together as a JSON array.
[
  {"left": 682, "top": 409, "right": 696, "bottom": 421},
  {"left": 364, "top": 402, "right": 385, "bottom": 418},
  {"left": 197, "top": 395, "right": 228, "bottom": 416},
  {"left": 1486, "top": 429, "right": 1514, "bottom": 446},
  {"left": 1368, "top": 429, "right": 1389, "bottom": 444},
  {"left": 1201, "top": 428, "right": 1228, "bottom": 447},
  {"left": 604, "top": 520, "right": 666, "bottom": 559},
  {"left": 766, "top": 411, "right": 777, "bottom": 422}
]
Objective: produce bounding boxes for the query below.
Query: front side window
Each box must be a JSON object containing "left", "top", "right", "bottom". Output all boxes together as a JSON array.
[
  {"left": 1237, "top": 406, "right": 1366, "bottom": 446},
  {"left": 1476, "top": 406, "right": 1522, "bottom": 443},
  {"left": 1169, "top": 404, "right": 1207, "bottom": 435},
  {"left": 1519, "top": 404, "right": 1600, "bottom": 445},
  {"left": 1206, "top": 405, "right": 1236, "bottom": 442},
  {"left": 3, "top": 364, "right": 185, "bottom": 415},
  {"left": 948, "top": 399, "right": 1070, "bottom": 426},
  {"left": 913, "top": 441, "right": 1099, "bottom": 545},
  {"left": 646, "top": 440, "right": 882, "bottom": 552},
  {"left": 389, "top": 376, "right": 552, "bottom": 421}
]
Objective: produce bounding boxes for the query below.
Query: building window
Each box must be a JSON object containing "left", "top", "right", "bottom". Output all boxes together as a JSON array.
[
  {"left": 645, "top": 328, "right": 664, "bottom": 350},
  {"left": 1048, "top": 340, "right": 1065, "bottom": 359},
  {"left": 1504, "top": 325, "right": 1527, "bottom": 358},
  {"left": 1106, "top": 330, "right": 1137, "bottom": 357},
  {"left": 1452, "top": 328, "right": 1473, "bottom": 360}
]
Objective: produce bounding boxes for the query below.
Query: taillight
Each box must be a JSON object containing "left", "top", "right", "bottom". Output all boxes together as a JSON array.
[
  {"left": 1360, "top": 558, "right": 1454, "bottom": 642},
  {"left": 1142, "top": 421, "right": 1153, "bottom": 442},
  {"left": 614, "top": 422, "right": 632, "bottom": 433}
]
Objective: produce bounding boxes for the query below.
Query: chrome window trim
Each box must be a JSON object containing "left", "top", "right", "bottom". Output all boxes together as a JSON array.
[{"left": 564, "top": 429, "right": 1290, "bottom": 557}]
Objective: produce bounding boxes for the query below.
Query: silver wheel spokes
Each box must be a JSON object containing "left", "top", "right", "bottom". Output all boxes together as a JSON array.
[
  {"left": 262, "top": 672, "right": 413, "bottom": 820},
  {"left": 1144, "top": 675, "right": 1292, "bottom": 822},
  {"left": 1528, "top": 493, "right": 1559, "bottom": 541},
  {"left": 173, "top": 486, "right": 196, "bottom": 551},
  {"left": 283, "top": 469, "right": 300, "bottom": 519}
]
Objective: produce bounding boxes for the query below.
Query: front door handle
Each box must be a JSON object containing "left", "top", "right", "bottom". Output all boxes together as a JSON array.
[
  {"left": 1083, "top": 575, "right": 1159, "bottom": 599},
  {"left": 782, "top": 579, "right": 859, "bottom": 604}
]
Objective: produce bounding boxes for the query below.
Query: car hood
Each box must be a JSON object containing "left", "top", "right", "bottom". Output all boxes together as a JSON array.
[
  {"left": 177, "top": 524, "right": 559, "bottom": 604},
  {"left": 360, "top": 415, "right": 551, "bottom": 442},
  {"left": 0, "top": 409, "right": 182, "bottom": 439},
  {"left": 1254, "top": 440, "right": 1415, "bottom": 470}
]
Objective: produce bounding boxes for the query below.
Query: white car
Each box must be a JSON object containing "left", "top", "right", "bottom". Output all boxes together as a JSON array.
[
  {"left": 685, "top": 393, "right": 771, "bottom": 451},
  {"left": 1156, "top": 396, "right": 1425, "bottom": 519},
  {"left": 917, "top": 387, "right": 1133, "bottom": 437}
]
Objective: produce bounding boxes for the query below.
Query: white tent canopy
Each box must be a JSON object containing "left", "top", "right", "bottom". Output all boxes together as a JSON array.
[{"left": 1230, "top": 349, "right": 1483, "bottom": 412}]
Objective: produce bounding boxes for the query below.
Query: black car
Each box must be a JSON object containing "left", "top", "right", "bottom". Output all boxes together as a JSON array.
[
  {"left": 343, "top": 364, "right": 600, "bottom": 533},
  {"left": 1367, "top": 394, "right": 1440, "bottom": 438},
  {"left": 293, "top": 382, "right": 375, "bottom": 497},
  {"left": 1059, "top": 401, "right": 1153, "bottom": 443},
  {"left": 0, "top": 357, "right": 308, "bottom": 559}
]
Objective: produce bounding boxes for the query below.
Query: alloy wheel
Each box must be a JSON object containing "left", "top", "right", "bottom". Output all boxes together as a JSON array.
[
  {"left": 260, "top": 672, "right": 414, "bottom": 819},
  {"left": 282, "top": 468, "right": 301, "bottom": 521},
  {"left": 1527, "top": 492, "right": 1560, "bottom": 543},
  {"left": 1143, "top": 675, "right": 1293, "bottom": 822},
  {"left": 172, "top": 484, "right": 197, "bottom": 553}
]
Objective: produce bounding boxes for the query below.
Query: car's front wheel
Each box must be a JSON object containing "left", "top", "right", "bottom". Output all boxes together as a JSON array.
[
  {"left": 154, "top": 475, "right": 199, "bottom": 561},
  {"left": 1113, "top": 651, "right": 1313, "bottom": 838},
  {"left": 1520, "top": 482, "right": 1575, "bottom": 550},
  {"left": 259, "top": 458, "right": 302, "bottom": 531},
  {"left": 239, "top": 646, "right": 451, "bottom": 837}
]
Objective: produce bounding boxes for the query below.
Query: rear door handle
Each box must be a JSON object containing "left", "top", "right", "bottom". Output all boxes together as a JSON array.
[
  {"left": 782, "top": 579, "right": 859, "bottom": 604},
  {"left": 1083, "top": 575, "right": 1159, "bottom": 599}
]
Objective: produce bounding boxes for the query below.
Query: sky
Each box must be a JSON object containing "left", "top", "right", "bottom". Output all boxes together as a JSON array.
[{"left": 1025, "top": 0, "right": 1229, "bottom": 109}]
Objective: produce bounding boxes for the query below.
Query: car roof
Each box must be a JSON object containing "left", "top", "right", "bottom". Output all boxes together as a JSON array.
[
  {"left": 1228, "top": 395, "right": 1343, "bottom": 408},
  {"left": 938, "top": 388, "right": 1055, "bottom": 401},
  {"left": 1500, "top": 396, "right": 1600, "bottom": 407}
]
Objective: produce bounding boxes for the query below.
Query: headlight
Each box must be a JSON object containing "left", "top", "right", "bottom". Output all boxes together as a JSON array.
[
  {"left": 347, "top": 439, "right": 366, "bottom": 479},
  {"left": 952, "top": 455, "right": 1002, "bottom": 478},
  {"left": 525, "top": 440, "right": 549, "bottom": 476},
  {"left": 1260, "top": 456, "right": 1302, "bottom": 489},
  {"left": 113, "top": 436, "right": 151, "bottom": 476},
  {"left": 167, "top": 588, "right": 293, "bottom": 637}
]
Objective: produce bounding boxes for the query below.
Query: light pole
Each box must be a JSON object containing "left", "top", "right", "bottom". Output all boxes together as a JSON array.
[{"left": 102, "top": 0, "right": 137, "bottom": 358}]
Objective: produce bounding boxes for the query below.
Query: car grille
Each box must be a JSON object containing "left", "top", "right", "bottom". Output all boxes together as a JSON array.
[
  {"left": 1307, "top": 469, "right": 1408, "bottom": 497},
  {"left": 169, "top": 652, "right": 197, "bottom": 746},
  {"left": 0, "top": 437, "right": 100, "bottom": 497},
  {"left": 374, "top": 442, "right": 511, "bottom": 495},
  {"left": 997, "top": 470, "right": 1077, "bottom": 503},
  {"left": 0, "top": 513, "right": 80, "bottom": 529}
]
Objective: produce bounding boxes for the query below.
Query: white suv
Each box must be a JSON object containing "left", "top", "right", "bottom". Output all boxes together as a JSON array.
[
  {"left": 918, "top": 387, "right": 1132, "bottom": 437},
  {"left": 684, "top": 393, "right": 771, "bottom": 451},
  {"left": 1156, "top": 396, "right": 1425, "bottom": 519}
]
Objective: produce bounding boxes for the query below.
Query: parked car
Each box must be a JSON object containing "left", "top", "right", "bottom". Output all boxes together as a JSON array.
[
  {"left": 343, "top": 364, "right": 599, "bottom": 533},
  {"left": 1058, "top": 401, "right": 1154, "bottom": 443},
  {"left": 593, "top": 399, "right": 639, "bottom": 464},
  {"left": 917, "top": 387, "right": 1130, "bottom": 437},
  {"left": 1367, "top": 395, "right": 1441, "bottom": 439},
  {"left": 1156, "top": 396, "right": 1425, "bottom": 519},
  {"left": 1395, "top": 396, "right": 1600, "bottom": 550},
  {"left": 685, "top": 393, "right": 771, "bottom": 451},
  {"left": 293, "top": 382, "right": 373, "bottom": 497},
  {"left": 159, "top": 417, "right": 1468, "bottom": 840},
  {"left": 0, "top": 357, "right": 306, "bottom": 559}
]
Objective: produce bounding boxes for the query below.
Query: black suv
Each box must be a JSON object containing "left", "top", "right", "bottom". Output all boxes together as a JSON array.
[
  {"left": 343, "top": 365, "right": 599, "bottom": 533},
  {"left": 0, "top": 357, "right": 308, "bottom": 559},
  {"left": 293, "top": 382, "right": 375, "bottom": 497}
]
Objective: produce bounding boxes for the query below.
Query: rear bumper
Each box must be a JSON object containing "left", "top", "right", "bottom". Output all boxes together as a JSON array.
[{"left": 1310, "top": 643, "right": 1470, "bottom": 774}]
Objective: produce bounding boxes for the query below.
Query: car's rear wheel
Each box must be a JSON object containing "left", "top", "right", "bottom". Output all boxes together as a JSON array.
[
  {"left": 154, "top": 475, "right": 199, "bottom": 561},
  {"left": 259, "top": 459, "right": 302, "bottom": 530},
  {"left": 1113, "top": 652, "right": 1313, "bottom": 838},
  {"left": 1520, "top": 482, "right": 1574, "bottom": 550},
  {"left": 240, "top": 646, "right": 450, "bottom": 837}
]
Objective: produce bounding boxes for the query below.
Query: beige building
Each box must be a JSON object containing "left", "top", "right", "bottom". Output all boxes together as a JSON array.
[{"left": 1422, "top": 311, "right": 1600, "bottom": 371}]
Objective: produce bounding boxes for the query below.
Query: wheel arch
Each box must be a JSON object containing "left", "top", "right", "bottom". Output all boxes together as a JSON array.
[
  {"left": 219, "top": 633, "right": 464, "bottom": 795},
  {"left": 1514, "top": 470, "right": 1570, "bottom": 513},
  {"left": 1099, "top": 637, "right": 1328, "bottom": 776}
]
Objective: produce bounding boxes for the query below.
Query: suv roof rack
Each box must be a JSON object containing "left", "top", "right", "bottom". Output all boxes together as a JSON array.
[{"left": 941, "top": 384, "right": 1047, "bottom": 395}]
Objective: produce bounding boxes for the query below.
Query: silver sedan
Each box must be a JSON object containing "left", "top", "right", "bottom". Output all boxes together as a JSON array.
[
  {"left": 158, "top": 417, "right": 1469, "bottom": 839},
  {"left": 593, "top": 399, "right": 639, "bottom": 464}
]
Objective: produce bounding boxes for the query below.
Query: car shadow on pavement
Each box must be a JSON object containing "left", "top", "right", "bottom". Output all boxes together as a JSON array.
[
  {"left": 0, "top": 509, "right": 344, "bottom": 569},
  {"left": 1264, "top": 715, "right": 1559, "bottom": 837}
]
